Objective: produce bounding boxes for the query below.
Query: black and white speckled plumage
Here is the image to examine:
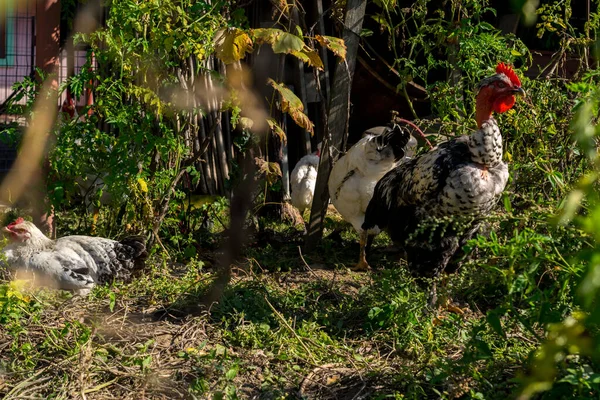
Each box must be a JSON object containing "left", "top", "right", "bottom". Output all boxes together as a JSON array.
[
  {"left": 362, "top": 117, "right": 509, "bottom": 277},
  {"left": 2, "top": 220, "right": 147, "bottom": 295},
  {"left": 328, "top": 124, "right": 412, "bottom": 233}
]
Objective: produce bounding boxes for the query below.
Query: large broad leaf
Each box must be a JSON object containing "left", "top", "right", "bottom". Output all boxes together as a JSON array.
[
  {"left": 213, "top": 28, "right": 253, "bottom": 64},
  {"left": 252, "top": 28, "right": 304, "bottom": 54},
  {"left": 272, "top": 31, "right": 304, "bottom": 54},
  {"left": 315, "top": 35, "right": 346, "bottom": 61},
  {"left": 253, "top": 28, "right": 323, "bottom": 69},
  {"left": 267, "top": 79, "right": 314, "bottom": 135}
]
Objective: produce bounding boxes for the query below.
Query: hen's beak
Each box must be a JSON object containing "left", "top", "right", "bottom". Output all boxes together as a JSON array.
[{"left": 513, "top": 87, "right": 526, "bottom": 97}]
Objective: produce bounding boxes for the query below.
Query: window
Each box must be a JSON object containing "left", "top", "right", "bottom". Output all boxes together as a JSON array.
[{"left": 0, "top": 2, "right": 15, "bottom": 67}]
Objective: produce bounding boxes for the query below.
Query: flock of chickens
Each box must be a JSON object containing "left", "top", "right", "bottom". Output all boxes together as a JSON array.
[
  {"left": 292, "top": 63, "right": 523, "bottom": 300},
  {"left": 1, "top": 63, "right": 524, "bottom": 303}
]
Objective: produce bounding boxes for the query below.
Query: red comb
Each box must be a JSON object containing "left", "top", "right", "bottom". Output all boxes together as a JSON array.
[
  {"left": 496, "top": 63, "right": 521, "bottom": 87},
  {"left": 8, "top": 217, "right": 24, "bottom": 227}
]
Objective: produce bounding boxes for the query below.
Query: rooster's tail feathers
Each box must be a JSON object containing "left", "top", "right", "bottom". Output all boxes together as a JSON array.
[{"left": 116, "top": 236, "right": 148, "bottom": 273}]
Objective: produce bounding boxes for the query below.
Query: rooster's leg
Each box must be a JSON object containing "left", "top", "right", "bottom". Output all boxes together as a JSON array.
[
  {"left": 431, "top": 275, "right": 466, "bottom": 316},
  {"left": 438, "top": 275, "right": 466, "bottom": 314},
  {"left": 351, "top": 230, "right": 371, "bottom": 271}
]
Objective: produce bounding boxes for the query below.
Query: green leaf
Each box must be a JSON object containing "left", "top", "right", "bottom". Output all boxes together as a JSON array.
[
  {"left": 108, "top": 292, "right": 116, "bottom": 312},
  {"left": 141, "top": 355, "right": 152, "bottom": 370},
  {"left": 503, "top": 194, "right": 512, "bottom": 213},
  {"left": 252, "top": 28, "right": 304, "bottom": 54},
  {"left": 225, "top": 365, "right": 239, "bottom": 380},
  {"left": 164, "top": 36, "right": 175, "bottom": 52},
  {"left": 360, "top": 29, "right": 374, "bottom": 37},
  {"left": 272, "top": 32, "right": 304, "bottom": 54},
  {"left": 371, "top": 14, "right": 391, "bottom": 32},
  {"left": 473, "top": 338, "right": 493, "bottom": 359},
  {"left": 184, "top": 245, "right": 197, "bottom": 259},
  {"left": 486, "top": 310, "right": 506, "bottom": 338}
]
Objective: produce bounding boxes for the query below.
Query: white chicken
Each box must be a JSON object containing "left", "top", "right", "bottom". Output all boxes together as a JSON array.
[
  {"left": 290, "top": 147, "right": 320, "bottom": 213},
  {"left": 328, "top": 124, "right": 415, "bottom": 270},
  {"left": 2, "top": 218, "right": 147, "bottom": 295}
]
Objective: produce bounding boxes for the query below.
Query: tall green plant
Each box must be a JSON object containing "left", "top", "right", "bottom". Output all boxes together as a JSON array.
[
  {"left": 515, "top": 67, "right": 600, "bottom": 398},
  {"left": 370, "top": 0, "right": 529, "bottom": 120}
]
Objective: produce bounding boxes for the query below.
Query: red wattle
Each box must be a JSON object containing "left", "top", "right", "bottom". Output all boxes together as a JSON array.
[{"left": 493, "top": 95, "right": 516, "bottom": 113}]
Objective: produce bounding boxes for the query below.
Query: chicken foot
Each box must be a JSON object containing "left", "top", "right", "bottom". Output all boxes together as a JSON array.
[{"left": 351, "top": 230, "right": 371, "bottom": 271}]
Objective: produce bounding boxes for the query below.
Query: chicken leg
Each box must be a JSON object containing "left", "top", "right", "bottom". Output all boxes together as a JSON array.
[{"left": 351, "top": 230, "right": 371, "bottom": 271}]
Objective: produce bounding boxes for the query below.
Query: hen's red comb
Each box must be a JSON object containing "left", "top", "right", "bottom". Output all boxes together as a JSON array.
[
  {"left": 496, "top": 63, "right": 521, "bottom": 87},
  {"left": 8, "top": 217, "right": 25, "bottom": 227}
]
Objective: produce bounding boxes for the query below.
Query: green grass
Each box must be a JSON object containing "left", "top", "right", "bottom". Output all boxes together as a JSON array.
[{"left": 2, "top": 210, "right": 576, "bottom": 400}]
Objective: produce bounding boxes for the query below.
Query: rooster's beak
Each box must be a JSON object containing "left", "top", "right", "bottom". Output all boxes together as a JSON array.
[{"left": 513, "top": 87, "right": 526, "bottom": 97}]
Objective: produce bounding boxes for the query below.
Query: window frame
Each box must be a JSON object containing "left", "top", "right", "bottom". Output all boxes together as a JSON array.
[{"left": 0, "top": 2, "right": 15, "bottom": 67}]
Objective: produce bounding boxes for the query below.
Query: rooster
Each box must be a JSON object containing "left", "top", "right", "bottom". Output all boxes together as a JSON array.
[
  {"left": 361, "top": 63, "right": 524, "bottom": 301},
  {"left": 2, "top": 218, "right": 147, "bottom": 295},
  {"left": 290, "top": 146, "right": 320, "bottom": 213},
  {"left": 328, "top": 124, "right": 414, "bottom": 269}
]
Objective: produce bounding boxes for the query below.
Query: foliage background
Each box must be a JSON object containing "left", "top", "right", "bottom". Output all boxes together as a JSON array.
[{"left": 2, "top": 0, "right": 600, "bottom": 399}]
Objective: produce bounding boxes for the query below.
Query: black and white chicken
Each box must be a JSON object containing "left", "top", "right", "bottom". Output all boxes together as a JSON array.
[
  {"left": 2, "top": 218, "right": 147, "bottom": 295},
  {"left": 328, "top": 124, "right": 415, "bottom": 269},
  {"left": 361, "top": 63, "right": 524, "bottom": 300}
]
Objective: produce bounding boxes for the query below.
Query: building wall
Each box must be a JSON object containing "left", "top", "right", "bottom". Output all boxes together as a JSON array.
[{"left": 0, "top": 0, "right": 91, "bottom": 122}]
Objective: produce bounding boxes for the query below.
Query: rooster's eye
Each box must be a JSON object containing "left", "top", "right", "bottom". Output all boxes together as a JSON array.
[{"left": 497, "top": 82, "right": 506, "bottom": 88}]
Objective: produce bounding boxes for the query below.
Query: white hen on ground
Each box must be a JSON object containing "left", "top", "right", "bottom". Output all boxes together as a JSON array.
[{"left": 2, "top": 218, "right": 147, "bottom": 295}]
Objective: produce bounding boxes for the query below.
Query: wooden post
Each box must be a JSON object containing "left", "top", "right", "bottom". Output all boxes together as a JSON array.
[
  {"left": 36, "top": 0, "right": 60, "bottom": 86},
  {"left": 29, "top": 0, "right": 60, "bottom": 236},
  {"left": 304, "top": 0, "right": 367, "bottom": 250}
]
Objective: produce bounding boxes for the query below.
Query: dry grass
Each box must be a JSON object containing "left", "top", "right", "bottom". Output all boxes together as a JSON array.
[{"left": 0, "top": 222, "right": 540, "bottom": 399}]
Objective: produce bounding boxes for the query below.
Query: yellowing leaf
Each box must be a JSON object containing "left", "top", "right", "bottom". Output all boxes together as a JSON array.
[
  {"left": 289, "top": 111, "right": 314, "bottom": 135},
  {"left": 252, "top": 28, "right": 281, "bottom": 45},
  {"left": 214, "top": 28, "right": 253, "bottom": 64},
  {"left": 315, "top": 35, "right": 347, "bottom": 60},
  {"left": 255, "top": 157, "right": 282, "bottom": 185},
  {"left": 266, "top": 118, "right": 287, "bottom": 143},
  {"left": 252, "top": 28, "right": 304, "bottom": 54},
  {"left": 7, "top": 280, "right": 29, "bottom": 302},
  {"left": 272, "top": 32, "right": 304, "bottom": 54},
  {"left": 138, "top": 178, "right": 148, "bottom": 193},
  {"left": 290, "top": 48, "right": 324, "bottom": 70},
  {"left": 268, "top": 79, "right": 303, "bottom": 112},
  {"left": 267, "top": 79, "right": 314, "bottom": 135},
  {"left": 238, "top": 117, "right": 254, "bottom": 130}
]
